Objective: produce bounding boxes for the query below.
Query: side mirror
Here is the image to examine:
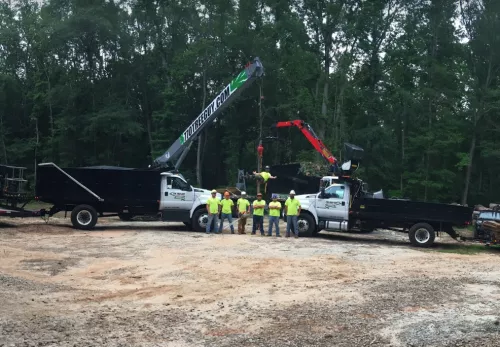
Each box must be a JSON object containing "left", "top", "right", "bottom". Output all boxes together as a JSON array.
[{"left": 319, "top": 187, "right": 326, "bottom": 199}]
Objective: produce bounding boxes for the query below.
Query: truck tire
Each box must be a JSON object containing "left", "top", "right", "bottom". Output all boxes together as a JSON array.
[
  {"left": 71, "top": 205, "right": 98, "bottom": 230},
  {"left": 192, "top": 208, "right": 210, "bottom": 233},
  {"left": 297, "top": 213, "right": 315, "bottom": 237},
  {"left": 409, "top": 223, "right": 435, "bottom": 247}
]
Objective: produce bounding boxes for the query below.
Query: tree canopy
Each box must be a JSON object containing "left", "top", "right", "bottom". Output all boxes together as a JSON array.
[{"left": 0, "top": 0, "right": 499, "bottom": 205}]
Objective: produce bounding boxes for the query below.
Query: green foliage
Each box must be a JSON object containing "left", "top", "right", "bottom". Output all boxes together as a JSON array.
[{"left": 0, "top": 0, "right": 499, "bottom": 206}]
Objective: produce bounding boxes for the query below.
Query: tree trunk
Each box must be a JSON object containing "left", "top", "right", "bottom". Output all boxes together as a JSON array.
[
  {"left": 145, "top": 110, "right": 154, "bottom": 161},
  {"left": 400, "top": 107, "right": 406, "bottom": 195},
  {"left": 318, "top": 53, "right": 330, "bottom": 162},
  {"left": 461, "top": 130, "right": 476, "bottom": 205},
  {"left": 34, "top": 117, "right": 39, "bottom": 193},
  {"left": 196, "top": 68, "right": 207, "bottom": 187}
]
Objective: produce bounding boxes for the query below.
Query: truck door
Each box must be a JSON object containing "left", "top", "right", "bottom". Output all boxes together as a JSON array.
[
  {"left": 315, "top": 185, "right": 349, "bottom": 220},
  {"left": 162, "top": 176, "right": 194, "bottom": 210}
]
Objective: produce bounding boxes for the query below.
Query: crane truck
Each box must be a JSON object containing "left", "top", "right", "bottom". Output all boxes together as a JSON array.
[
  {"left": 1, "top": 63, "right": 473, "bottom": 247},
  {"left": 28, "top": 57, "right": 265, "bottom": 231},
  {"left": 258, "top": 119, "right": 472, "bottom": 247}
]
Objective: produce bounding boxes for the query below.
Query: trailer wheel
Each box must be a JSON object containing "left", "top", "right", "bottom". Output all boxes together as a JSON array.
[
  {"left": 297, "top": 213, "right": 315, "bottom": 237},
  {"left": 71, "top": 205, "right": 98, "bottom": 230},
  {"left": 409, "top": 223, "right": 435, "bottom": 247},
  {"left": 192, "top": 208, "right": 211, "bottom": 233}
]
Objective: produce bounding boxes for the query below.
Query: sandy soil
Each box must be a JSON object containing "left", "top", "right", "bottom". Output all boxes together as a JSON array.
[{"left": 1, "top": 217, "right": 500, "bottom": 347}]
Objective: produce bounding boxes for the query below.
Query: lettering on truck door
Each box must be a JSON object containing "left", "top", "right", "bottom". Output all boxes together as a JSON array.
[
  {"left": 316, "top": 185, "right": 348, "bottom": 220},
  {"left": 164, "top": 177, "right": 194, "bottom": 210}
]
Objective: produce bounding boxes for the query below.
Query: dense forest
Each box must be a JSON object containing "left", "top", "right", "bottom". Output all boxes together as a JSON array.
[{"left": 0, "top": 0, "right": 499, "bottom": 205}]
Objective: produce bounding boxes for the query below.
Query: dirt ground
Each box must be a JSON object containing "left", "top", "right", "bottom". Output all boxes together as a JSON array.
[{"left": 1, "top": 217, "right": 500, "bottom": 347}]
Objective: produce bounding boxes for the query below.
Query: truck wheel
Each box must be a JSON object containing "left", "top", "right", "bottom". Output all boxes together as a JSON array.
[
  {"left": 409, "top": 223, "right": 435, "bottom": 247},
  {"left": 192, "top": 208, "right": 210, "bottom": 233},
  {"left": 71, "top": 205, "right": 98, "bottom": 230},
  {"left": 297, "top": 213, "right": 315, "bottom": 237}
]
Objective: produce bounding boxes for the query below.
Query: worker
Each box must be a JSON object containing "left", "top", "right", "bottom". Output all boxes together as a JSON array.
[
  {"left": 284, "top": 190, "right": 301, "bottom": 238},
  {"left": 206, "top": 189, "right": 221, "bottom": 234},
  {"left": 219, "top": 191, "right": 235, "bottom": 234},
  {"left": 237, "top": 191, "right": 251, "bottom": 234},
  {"left": 252, "top": 165, "right": 277, "bottom": 195},
  {"left": 252, "top": 192, "right": 266, "bottom": 236},
  {"left": 267, "top": 194, "right": 282, "bottom": 237}
]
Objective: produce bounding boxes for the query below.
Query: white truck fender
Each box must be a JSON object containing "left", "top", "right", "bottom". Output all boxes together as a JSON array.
[
  {"left": 301, "top": 204, "right": 319, "bottom": 225},
  {"left": 291, "top": 194, "right": 320, "bottom": 225}
]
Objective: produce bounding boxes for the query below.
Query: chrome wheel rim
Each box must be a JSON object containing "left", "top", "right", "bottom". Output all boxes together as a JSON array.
[
  {"left": 77, "top": 210, "right": 92, "bottom": 226},
  {"left": 415, "top": 228, "right": 431, "bottom": 244}
]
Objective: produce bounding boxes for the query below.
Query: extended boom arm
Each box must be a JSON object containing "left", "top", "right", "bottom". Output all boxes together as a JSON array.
[
  {"left": 271, "top": 120, "right": 338, "bottom": 166},
  {"left": 152, "top": 57, "right": 265, "bottom": 169}
]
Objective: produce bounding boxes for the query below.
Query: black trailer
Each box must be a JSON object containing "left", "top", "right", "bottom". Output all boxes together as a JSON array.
[{"left": 35, "top": 163, "right": 162, "bottom": 229}]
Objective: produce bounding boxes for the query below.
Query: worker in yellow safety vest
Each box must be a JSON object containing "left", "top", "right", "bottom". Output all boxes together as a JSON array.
[
  {"left": 252, "top": 165, "right": 277, "bottom": 195},
  {"left": 237, "top": 191, "right": 251, "bottom": 234},
  {"left": 252, "top": 192, "right": 266, "bottom": 235}
]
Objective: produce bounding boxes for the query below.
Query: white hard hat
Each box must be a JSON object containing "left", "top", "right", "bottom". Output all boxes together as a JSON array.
[
  {"left": 241, "top": 191, "right": 247, "bottom": 195},
  {"left": 290, "top": 190, "right": 296, "bottom": 195}
]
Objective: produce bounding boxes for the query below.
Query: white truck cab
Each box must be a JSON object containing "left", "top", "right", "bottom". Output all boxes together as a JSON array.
[
  {"left": 293, "top": 183, "right": 352, "bottom": 236},
  {"left": 159, "top": 172, "right": 221, "bottom": 231}
]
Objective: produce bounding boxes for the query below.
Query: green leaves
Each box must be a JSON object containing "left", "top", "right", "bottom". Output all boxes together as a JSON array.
[{"left": 0, "top": 0, "right": 499, "bottom": 205}]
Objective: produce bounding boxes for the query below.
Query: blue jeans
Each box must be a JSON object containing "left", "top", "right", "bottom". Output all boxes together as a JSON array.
[
  {"left": 206, "top": 213, "right": 219, "bottom": 233},
  {"left": 268, "top": 216, "right": 280, "bottom": 236},
  {"left": 219, "top": 213, "right": 235, "bottom": 233},
  {"left": 252, "top": 215, "right": 264, "bottom": 235},
  {"left": 286, "top": 215, "right": 298, "bottom": 236}
]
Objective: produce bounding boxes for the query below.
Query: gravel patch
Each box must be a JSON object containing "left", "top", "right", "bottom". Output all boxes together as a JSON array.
[{"left": 1, "top": 218, "right": 500, "bottom": 346}]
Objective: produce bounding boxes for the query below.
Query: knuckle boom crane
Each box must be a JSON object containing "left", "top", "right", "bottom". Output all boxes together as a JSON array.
[
  {"left": 270, "top": 119, "right": 364, "bottom": 177},
  {"left": 151, "top": 57, "right": 265, "bottom": 170}
]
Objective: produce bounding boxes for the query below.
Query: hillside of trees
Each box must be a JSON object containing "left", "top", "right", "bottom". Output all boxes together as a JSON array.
[{"left": 0, "top": 0, "right": 499, "bottom": 205}]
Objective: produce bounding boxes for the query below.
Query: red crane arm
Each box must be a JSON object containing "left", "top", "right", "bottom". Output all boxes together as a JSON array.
[{"left": 272, "top": 120, "right": 337, "bottom": 165}]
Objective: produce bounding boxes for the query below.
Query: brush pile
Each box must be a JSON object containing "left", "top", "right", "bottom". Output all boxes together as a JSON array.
[
  {"left": 482, "top": 220, "right": 500, "bottom": 242},
  {"left": 295, "top": 161, "right": 331, "bottom": 177}
]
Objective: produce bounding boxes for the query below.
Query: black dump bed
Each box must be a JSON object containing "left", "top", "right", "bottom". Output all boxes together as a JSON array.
[
  {"left": 36, "top": 164, "right": 161, "bottom": 214},
  {"left": 351, "top": 197, "right": 473, "bottom": 227},
  {"left": 267, "top": 163, "right": 322, "bottom": 195}
]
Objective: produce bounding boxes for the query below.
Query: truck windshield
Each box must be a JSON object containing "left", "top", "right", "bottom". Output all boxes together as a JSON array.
[{"left": 478, "top": 212, "right": 500, "bottom": 220}]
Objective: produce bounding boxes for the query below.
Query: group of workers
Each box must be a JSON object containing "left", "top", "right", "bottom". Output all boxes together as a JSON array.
[{"left": 205, "top": 189, "right": 302, "bottom": 238}]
